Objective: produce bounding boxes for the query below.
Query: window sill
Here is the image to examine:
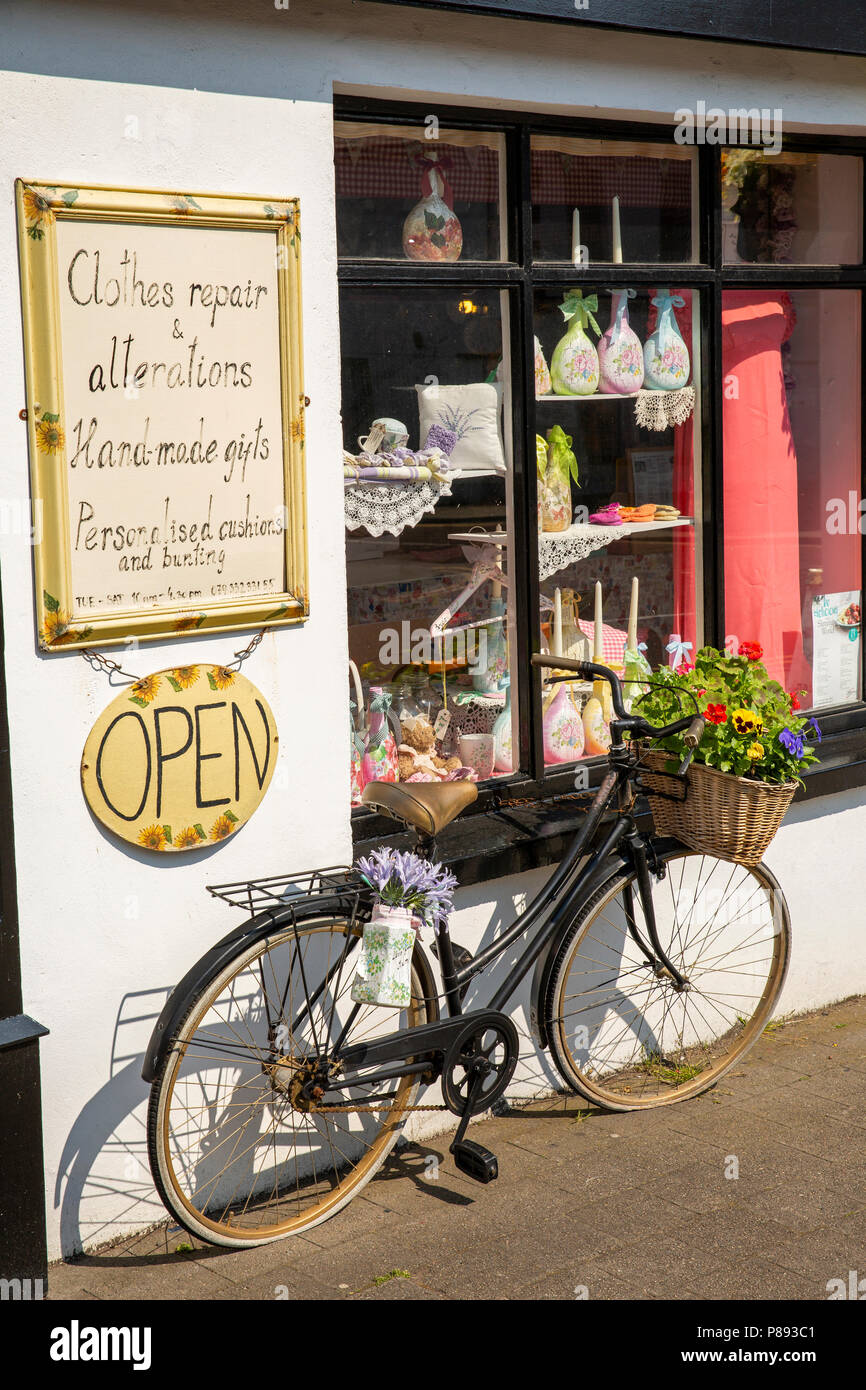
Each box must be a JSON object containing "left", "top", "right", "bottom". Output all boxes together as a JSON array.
[{"left": 351, "top": 721, "right": 866, "bottom": 884}]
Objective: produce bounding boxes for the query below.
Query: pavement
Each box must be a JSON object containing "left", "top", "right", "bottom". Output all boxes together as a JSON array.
[{"left": 48, "top": 995, "right": 866, "bottom": 1302}]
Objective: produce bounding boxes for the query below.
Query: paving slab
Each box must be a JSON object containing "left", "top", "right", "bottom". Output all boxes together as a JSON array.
[{"left": 47, "top": 995, "right": 866, "bottom": 1302}]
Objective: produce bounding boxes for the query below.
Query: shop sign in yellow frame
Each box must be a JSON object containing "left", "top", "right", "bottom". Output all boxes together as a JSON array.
[{"left": 16, "top": 180, "right": 308, "bottom": 650}]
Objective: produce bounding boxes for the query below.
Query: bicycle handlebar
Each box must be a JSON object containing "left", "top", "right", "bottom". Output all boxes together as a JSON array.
[{"left": 531, "top": 652, "right": 706, "bottom": 746}]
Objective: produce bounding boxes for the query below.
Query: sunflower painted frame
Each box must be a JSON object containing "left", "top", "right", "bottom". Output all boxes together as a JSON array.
[{"left": 16, "top": 180, "right": 308, "bottom": 650}]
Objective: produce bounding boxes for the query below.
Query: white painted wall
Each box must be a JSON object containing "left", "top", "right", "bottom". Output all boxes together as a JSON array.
[{"left": 0, "top": 0, "right": 865, "bottom": 1258}]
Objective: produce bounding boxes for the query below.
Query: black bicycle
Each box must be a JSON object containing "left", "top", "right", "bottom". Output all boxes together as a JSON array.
[{"left": 143, "top": 655, "right": 791, "bottom": 1247}]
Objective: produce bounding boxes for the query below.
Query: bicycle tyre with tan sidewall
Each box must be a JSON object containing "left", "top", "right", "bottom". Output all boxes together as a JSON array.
[
  {"left": 544, "top": 846, "right": 791, "bottom": 1111},
  {"left": 147, "top": 914, "right": 433, "bottom": 1248}
]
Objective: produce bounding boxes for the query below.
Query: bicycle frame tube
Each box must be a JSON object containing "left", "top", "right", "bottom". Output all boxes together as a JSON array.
[{"left": 434, "top": 769, "right": 623, "bottom": 1013}]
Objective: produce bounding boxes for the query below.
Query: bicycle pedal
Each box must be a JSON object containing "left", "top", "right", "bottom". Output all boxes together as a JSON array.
[{"left": 451, "top": 1139, "right": 498, "bottom": 1184}]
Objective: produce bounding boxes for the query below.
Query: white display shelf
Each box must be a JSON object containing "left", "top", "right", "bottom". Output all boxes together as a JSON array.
[
  {"left": 536, "top": 392, "right": 641, "bottom": 403},
  {"left": 452, "top": 518, "right": 694, "bottom": 544}
]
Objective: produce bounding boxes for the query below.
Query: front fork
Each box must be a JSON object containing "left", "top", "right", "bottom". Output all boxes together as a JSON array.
[{"left": 622, "top": 830, "right": 689, "bottom": 992}]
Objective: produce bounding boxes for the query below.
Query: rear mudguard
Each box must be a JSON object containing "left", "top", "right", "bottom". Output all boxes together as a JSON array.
[
  {"left": 528, "top": 837, "right": 686, "bottom": 1051},
  {"left": 141, "top": 891, "right": 440, "bottom": 1084}
]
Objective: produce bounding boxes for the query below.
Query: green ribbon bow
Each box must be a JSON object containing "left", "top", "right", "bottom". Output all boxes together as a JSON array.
[{"left": 559, "top": 290, "right": 601, "bottom": 337}]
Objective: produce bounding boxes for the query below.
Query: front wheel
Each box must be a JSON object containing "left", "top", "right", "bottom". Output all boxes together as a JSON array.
[
  {"left": 545, "top": 848, "right": 791, "bottom": 1110},
  {"left": 147, "top": 914, "right": 432, "bottom": 1247}
]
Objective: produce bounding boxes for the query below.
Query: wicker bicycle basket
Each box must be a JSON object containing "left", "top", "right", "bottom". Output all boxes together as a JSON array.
[{"left": 639, "top": 747, "right": 797, "bottom": 867}]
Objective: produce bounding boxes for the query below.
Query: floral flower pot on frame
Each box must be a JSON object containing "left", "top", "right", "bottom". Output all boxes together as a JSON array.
[
  {"left": 350, "top": 904, "right": 418, "bottom": 1009},
  {"left": 353, "top": 848, "right": 458, "bottom": 1008}
]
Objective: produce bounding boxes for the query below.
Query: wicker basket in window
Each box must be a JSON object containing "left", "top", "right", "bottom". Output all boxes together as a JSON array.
[{"left": 639, "top": 747, "right": 797, "bottom": 867}]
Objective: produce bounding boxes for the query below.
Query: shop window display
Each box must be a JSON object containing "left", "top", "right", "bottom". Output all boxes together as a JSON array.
[
  {"left": 340, "top": 285, "right": 519, "bottom": 798},
  {"left": 533, "top": 284, "right": 702, "bottom": 766},
  {"left": 722, "top": 289, "right": 862, "bottom": 709},
  {"left": 531, "top": 136, "right": 698, "bottom": 264},
  {"left": 337, "top": 105, "right": 865, "bottom": 814}
]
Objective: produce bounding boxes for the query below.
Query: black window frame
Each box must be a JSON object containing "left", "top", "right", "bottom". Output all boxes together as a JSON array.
[{"left": 337, "top": 94, "right": 866, "bottom": 842}]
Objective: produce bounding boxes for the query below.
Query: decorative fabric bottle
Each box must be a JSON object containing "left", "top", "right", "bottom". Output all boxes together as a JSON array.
[
  {"left": 643, "top": 290, "right": 690, "bottom": 390},
  {"left": 492, "top": 676, "right": 513, "bottom": 773},
  {"left": 534, "top": 336, "right": 551, "bottom": 396},
  {"left": 472, "top": 598, "right": 509, "bottom": 694},
  {"left": 402, "top": 156, "right": 463, "bottom": 262},
  {"left": 550, "top": 290, "right": 601, "bottom": 396},
  {"left": 541, "top": 425, "right": 579, "bottom": 533},
  {"left": 598, "top": 289, "right": 645, "bottom": 394},
  {"left": 361, "top": 687, "right": 399, "bottom": 785},
  {"left": 542, "top": 681, "right": 585, "bottom": 762}
]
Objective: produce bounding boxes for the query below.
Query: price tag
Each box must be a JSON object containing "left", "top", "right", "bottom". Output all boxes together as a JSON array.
[{"left": 434, "top": 708, "right": 451, "bottom": 740}]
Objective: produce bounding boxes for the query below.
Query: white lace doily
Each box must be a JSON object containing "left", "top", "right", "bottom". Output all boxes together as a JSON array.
[
  {"left": 345, "top": 476, "right": 455, "bottom": 538},
  {"left": 634, "top": 386, "right": 695, "bottom": 432},
  {"left": 538, "top": 524, "right": 626, "bottom": 580},
  {"left": 446, "top": 690, "right": 505, "bottom": 736}
]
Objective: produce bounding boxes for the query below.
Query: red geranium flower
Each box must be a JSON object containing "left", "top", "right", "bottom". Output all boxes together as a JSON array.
[
  {"left": 789, "top": 691, "right": 801, "bottom": 711},
  {"left": 738, "top": 641, "right": 763, "bottom": 662},
  {"left": 706, "top": 703, "right": 727, "bottom": 724}
]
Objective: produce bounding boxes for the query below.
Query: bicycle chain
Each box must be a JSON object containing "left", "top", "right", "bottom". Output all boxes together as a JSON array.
[{"left": 314, "top": 1101, "right": 448, "bottom": 1113}]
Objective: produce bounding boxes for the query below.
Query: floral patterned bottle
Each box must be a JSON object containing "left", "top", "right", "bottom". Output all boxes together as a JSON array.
[
  {"left": 550, "top": 290, "right": 601, "bottom": 396},
  {"left": 598, "top": 289, "right": 645, "bottom": 394},
  {"left": 361, "top": 687, "right": 399, "bottom": 785},
  {"left": 542, "top": 681, "right": 585, "bottom": 763},
  {"left": 402, "top": 160, "right": 463, "bottom": 262},
  {"left": 472, "top": 599, "right": 509, "bottom": 694},
  {"left": 643, "top": 290, "right": 690, "bottom": 390}
]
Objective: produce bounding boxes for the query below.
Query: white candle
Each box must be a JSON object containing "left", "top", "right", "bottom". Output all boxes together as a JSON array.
[
  {"left": 593, "top": 581, "right": 603, "bottom": 663},
  {"left": 627, "top": 576, "right": 638, "bottom": 652},
  {"left": 571, "top": 208, "right": 581, "bottom": 266},
  {"left": 612, "top": 195, "right": 623, "bottom": 264},
  {"left": 553, "top": 587, "right": 563, "bottom": 657}
]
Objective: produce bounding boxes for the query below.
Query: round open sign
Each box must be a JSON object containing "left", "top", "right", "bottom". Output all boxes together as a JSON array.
[{"left": 81, "top": 663, "right": 278, "bottom": 852}]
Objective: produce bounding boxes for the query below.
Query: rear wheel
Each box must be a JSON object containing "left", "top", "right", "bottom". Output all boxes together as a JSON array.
[
  {"left": 545, "top": 848, "right": 790, "bottom": 1110},
  {"left": 148, "top": 915, "right": 431, "bottom": 1247}
]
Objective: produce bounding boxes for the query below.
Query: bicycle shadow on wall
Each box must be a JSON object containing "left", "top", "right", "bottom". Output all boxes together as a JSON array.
[
  {"left": 54, "top": 987, "right": 173, "bottom": 1259},
  {"left": 54, "top": 875, "right": 678, "bottom": 1257}
]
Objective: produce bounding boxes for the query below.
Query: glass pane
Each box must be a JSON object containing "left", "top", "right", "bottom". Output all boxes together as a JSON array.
[
  {"left": 722, "top": 151, "right": 863, "bottom": 264},
  {"left": 531, "top": 136, "right": 698, "bottom": 264},
  {"left": 533, "top": 284, "right": 702, "bottom": 767},
  {"left": 335, "top": 121, "right": 506, "bottom": 260},
  {"left": 341, "top": 285, "right": 519, "bottom": 799},
  {"left": 723, "top": 289, "right": 862, "bottom": 709}
]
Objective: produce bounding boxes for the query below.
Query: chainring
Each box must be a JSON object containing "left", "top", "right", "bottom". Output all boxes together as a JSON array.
[{"left": 441, "top": 1014, "right": 519, "bottom": 1117}]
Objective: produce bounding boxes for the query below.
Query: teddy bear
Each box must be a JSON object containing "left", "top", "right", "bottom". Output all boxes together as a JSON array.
[{"left": 397, "top": 715, "right": 463, "bottom": 780}]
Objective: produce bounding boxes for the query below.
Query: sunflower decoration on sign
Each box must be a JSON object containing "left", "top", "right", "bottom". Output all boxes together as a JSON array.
[
  {"left": 167, "top": 666, "right": 200, "bottom": 691},
  {"left": 129, "top": 674, "right": 161, "bottom": 707},
  {"left": 34, "top": 409, "right": 65, "bottom": 455},
  {"left": 210, "top": 811, "right": 239, "bottom": 842},
  {"left": 40, "top": 590, "right": 92, "bottom": 648},
  {"left": 207, "top": 666, "right": 236, "bottom": 691},
  {"left": 22, "top": 184, "right": 78, "bottom": 240}
]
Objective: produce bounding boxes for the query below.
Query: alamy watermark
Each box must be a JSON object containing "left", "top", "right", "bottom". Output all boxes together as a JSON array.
[
  {"left": 674, "top": 102, "right": 783, "bottom": 156},
  {"left": 378, "top": 620, "right": 489, "bottom": 674}
]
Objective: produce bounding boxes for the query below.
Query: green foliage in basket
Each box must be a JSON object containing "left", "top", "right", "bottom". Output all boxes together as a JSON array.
[{"left": 636, "top": 644, "right": 820, "bottom": 786}]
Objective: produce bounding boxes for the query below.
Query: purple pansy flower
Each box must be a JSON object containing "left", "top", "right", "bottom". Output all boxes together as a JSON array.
[{"left": 778, "top": 728, "right": 805, "bottom": 758}]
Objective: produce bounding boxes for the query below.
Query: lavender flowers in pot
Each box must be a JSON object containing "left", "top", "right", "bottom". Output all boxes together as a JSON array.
[{"left": 351, "top": 849, "right": 457, "bottom": 1008}]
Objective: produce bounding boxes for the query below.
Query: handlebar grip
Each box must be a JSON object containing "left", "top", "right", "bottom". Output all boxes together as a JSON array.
[
  {"left": 531, "top": 653, "right": 592, "bottom": 678},
  {"left": 684, "top": 715, "right": 706, "bottom": 749}
]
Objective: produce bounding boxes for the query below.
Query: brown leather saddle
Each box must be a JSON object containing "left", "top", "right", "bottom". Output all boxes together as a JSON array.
[{"left": 360, "top": 779, "right": 478, "bottom": 837}]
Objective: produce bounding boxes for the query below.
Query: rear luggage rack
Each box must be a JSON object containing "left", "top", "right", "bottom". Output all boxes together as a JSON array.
[{"left": 207, "top": 865, "right": 363, "bottom": 915}]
